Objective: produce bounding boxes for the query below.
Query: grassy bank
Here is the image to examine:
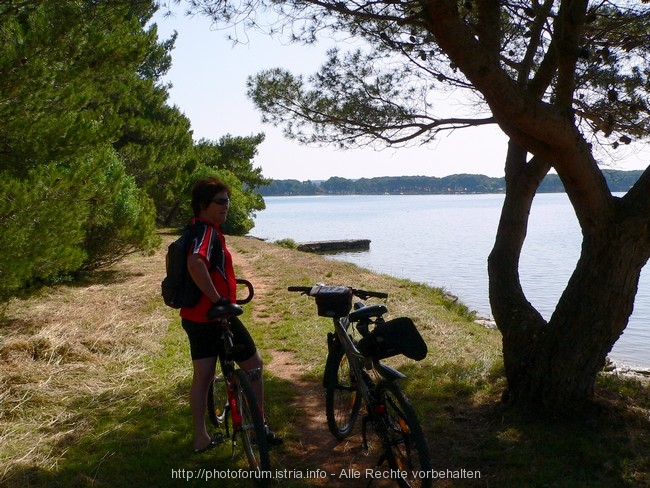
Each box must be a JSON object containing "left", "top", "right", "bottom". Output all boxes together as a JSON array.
[{"left": 1, "top": 235, "right": 649, "bottom": 487}]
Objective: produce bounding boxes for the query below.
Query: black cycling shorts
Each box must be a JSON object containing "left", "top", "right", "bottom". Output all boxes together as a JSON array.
[{"left": 181, "top": 316, "right": 257, "bottom": 362}]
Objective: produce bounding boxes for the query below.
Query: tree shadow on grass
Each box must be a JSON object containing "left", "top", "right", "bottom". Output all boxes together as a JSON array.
[
  {"left": 4, "top": 379, "right": 266, "bottom": 488},
  {"left": 265, "top": 357, "right": 650, "bottom": 487},
  {"left": 5, "top": 359, "right": 649, "bottom": 488},
  {"left": 399, "top": 361, "right": 650, "bottom": 488}
]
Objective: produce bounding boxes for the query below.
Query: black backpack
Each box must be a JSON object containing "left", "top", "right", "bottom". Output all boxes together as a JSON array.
[{"left": 161, "top": 226, "right": 202, "bottom": 308}]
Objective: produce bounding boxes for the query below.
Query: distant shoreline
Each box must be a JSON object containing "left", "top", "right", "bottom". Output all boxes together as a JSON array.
[{"left": 259, "top": 170, "right": 642, "bottom": 197}]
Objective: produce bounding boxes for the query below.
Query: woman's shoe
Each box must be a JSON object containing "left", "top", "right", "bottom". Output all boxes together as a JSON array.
[
  {"left": 193, "top": 433, "right": 224, "bottom": 453},
  {"left": 265, "top": 426, "right": 284, "bottom": 447}
]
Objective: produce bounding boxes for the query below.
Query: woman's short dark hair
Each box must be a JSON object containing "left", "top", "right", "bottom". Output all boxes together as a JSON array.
[{"left": 190, "top": 177, "right": 231, "bottom": 217}]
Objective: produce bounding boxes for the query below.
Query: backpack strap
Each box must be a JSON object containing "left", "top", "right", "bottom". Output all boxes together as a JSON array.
[{"left": 186, "top": 221, "right": 223, "bottom": 274}]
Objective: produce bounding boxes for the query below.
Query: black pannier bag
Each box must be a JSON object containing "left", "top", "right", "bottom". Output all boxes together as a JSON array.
[
  {"left": 357, "top": 317, "right": 428, "bottom": 361},
  {"left": 312, "top": 285, "right": 353, "bottom": 318}
]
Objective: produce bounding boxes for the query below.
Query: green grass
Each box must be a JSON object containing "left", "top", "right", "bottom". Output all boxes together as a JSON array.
[{"left": 1, "top": 235, "right": 650, "bottom": 487}]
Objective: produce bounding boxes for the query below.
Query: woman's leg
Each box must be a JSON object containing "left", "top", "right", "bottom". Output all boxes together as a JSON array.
[
  {"left": 237, "top": 351, "right": 264, "bottom": 416},
  {"left": 190, "top": 356, "right": 218, "bottom": 450}
]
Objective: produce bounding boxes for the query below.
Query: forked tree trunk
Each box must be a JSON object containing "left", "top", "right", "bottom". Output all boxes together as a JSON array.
[
  {"left": 541, "top": 229, "right": 645, "bottom": 401},
  {"left": 488, "top": 143, "right": 650, "bottom": 408}
]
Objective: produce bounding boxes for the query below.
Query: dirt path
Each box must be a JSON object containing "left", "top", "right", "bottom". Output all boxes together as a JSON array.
[{"left": 230, "top": 246, "right": 386, "bottom": 486}]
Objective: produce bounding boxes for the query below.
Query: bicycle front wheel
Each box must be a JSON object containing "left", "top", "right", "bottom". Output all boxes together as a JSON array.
[
  {"left": 233, "top": 368, "right": 271, "bottom": 478},
  {"left": 324, "top": 338, "right": 362, "bottom": 439},
  {"left": 207, "top": 372, "right": 228, "bottom": 429},
  {"left": 376, "top": 380, "right": 432, "bottom": 488}
]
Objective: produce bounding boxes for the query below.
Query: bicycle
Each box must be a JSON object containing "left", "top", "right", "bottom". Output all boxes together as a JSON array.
[
  {"left": 288, "top": 284, "right": 432, "bottom": 488},
  {"left": 205, "top": 279, "right": 271, "bottom": 482}
]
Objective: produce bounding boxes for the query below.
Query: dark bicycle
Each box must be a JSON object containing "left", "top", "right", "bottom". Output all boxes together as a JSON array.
[
  {"left": 288, "top": 284, "right": 432, "bottom": 488},
  {"left": 206, "top": 279, "right": 271, "bottom": 483}
]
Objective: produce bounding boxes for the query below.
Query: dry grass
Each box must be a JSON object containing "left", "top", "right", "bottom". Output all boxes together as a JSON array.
[{"left": 0, "top": 241, "right": 171, "bottom": 483}]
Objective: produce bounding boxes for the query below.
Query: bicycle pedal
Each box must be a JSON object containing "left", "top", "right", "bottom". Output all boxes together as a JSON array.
[{"left": 212, "top": 432, "right": 226, "bottom": 444}]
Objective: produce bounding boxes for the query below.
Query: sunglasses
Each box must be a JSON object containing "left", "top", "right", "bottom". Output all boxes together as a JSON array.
[{"left": 212, "top": 197, "right": 230, "bottom": 206}]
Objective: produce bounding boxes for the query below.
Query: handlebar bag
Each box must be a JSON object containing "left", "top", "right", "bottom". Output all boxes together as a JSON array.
[
  {"left": 358, "top": 317, "right": 428, "bottom": 361},
  {"left": 312, "top": 285, "right": 353, "bottom": 318}
]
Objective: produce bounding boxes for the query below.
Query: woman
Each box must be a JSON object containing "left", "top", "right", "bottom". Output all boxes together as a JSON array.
[{"left": 180, "top": 177, "right": 282, "bottom": 453}]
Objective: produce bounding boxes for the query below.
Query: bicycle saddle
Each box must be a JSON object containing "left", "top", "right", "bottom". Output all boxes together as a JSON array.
[
  {"left": 206, "top": 302, "right": 244, "bottom": 320},
  {"left": 348, "top": 304, "right": 387, "bottom": 322}
]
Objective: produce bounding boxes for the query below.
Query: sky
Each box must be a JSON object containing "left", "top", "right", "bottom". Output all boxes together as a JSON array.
[{"left": 151, "top": 7, "right": 649, "bottom": 182}]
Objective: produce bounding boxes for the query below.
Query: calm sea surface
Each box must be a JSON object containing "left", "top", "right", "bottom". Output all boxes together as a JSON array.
[{"left": 250, "top": 193, "right": 650, "bottom": 369}]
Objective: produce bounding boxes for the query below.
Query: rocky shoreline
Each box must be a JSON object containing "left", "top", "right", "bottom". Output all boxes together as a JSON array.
[{"left": 603, "top": 360, "right": 650, "bottom": 379}]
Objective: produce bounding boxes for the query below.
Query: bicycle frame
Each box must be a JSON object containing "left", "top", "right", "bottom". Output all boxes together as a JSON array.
[
  {"left": 215, "top": 320, "right": 242, "bottom": 434},
  {"left": 330, "top": 314, "right": 406, "bottom": 409},
  {"left": 205, "top": 292, "right": 270, "bottom": 476},
  {"left": 211, "top": 278, "right": 255, "bottom": 436}
]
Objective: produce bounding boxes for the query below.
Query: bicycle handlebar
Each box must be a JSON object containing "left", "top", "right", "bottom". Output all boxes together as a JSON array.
[
  {"left": 287, "top": 286, "right": 313, "bottom": 294},
  {"left": 287, "top": 285, "right": 388, "bottom": 300},
  {"left": 204, "top": 279, "right": 252, "bottom": 321},
  {"left": 236, "top": 279, "right": 254, "bottom": 304},
  {"left": 352, "top": 288, "right": 388, "bottom": 300}
]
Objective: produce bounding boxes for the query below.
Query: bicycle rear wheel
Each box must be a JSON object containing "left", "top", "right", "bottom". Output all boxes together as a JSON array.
[
  {"left": 233, "top": 368, "right": 271, "bottom": 478},
  {"left": 376, "top": 380, "right": 432, "bottom": 488},
  {"left": 324, "top": 338, "right": 362, "bottom": 439}
]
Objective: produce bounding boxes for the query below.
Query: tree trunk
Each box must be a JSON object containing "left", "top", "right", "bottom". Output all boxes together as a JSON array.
[
  {"left": 490, "top": 143, "right": 650, "bottom": 408},
  {"left": 488, "top": 142, "right": 552, "bottom": 404},
  {"left": 541, "top": 228, "right": 645, "bottom": 401}
]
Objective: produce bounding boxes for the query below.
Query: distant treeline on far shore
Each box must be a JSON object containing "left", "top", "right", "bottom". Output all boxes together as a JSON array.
[{"left": 259, "top": 170, "right": 645, "bottom": 196}]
